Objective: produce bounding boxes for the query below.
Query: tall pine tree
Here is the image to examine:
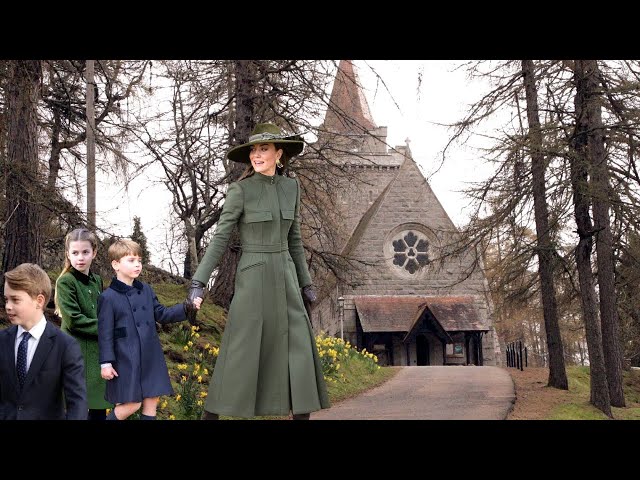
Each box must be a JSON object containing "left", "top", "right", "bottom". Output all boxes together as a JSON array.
[{"left": 131, "top": 216, "right": 150, "bottom": 265}]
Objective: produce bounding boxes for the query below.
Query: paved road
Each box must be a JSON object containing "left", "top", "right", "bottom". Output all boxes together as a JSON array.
[{"left": 312, "top": 366, "right": 515, "bottom": 420}]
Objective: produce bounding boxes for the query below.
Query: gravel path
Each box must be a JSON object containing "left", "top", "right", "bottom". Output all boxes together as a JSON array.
[{"left": 312, "top": 366, "right": 515, "bottom": 420}]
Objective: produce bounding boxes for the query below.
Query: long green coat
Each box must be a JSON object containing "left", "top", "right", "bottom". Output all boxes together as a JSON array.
[
  {"left": 193, "top": 172, "right": 330, "bottom": 417},
  {"left": 57, "top": 267, "right": 112, "bottom": 410}
]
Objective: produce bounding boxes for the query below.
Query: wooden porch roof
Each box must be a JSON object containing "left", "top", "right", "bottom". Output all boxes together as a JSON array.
[{"left": 353, "top": 295, "right": 489, "bottom": 335}]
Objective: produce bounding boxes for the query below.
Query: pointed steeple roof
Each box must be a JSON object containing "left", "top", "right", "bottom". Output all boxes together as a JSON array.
[{"left": 323, "top": 60, "right": 377, "bottom": 134}]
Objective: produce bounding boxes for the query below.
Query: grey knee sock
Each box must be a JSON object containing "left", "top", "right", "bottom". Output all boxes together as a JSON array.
[
  {"left": 106, "top": 409, "right": 119, "bottom": 420},
  {"left": 139, "top": 413, "right": 156, "bottom": 420}
]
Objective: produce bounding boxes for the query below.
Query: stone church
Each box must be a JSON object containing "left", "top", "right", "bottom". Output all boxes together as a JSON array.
[{"left": 307, "top": 61, "right": 501, "bottom": 367}]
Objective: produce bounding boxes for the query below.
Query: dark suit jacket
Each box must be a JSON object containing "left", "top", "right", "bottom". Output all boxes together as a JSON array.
[{"left": 0, "top": 321, "right": 88, "bottom": 420}]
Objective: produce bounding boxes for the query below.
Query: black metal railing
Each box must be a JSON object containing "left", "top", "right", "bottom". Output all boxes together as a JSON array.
[{"left": 506, "top": 341, "right": 527, "bottom": 370}]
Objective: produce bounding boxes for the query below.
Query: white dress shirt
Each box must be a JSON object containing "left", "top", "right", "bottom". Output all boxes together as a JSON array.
[{"left": 14, "top": 315, "right": 47, "bottom": 373}]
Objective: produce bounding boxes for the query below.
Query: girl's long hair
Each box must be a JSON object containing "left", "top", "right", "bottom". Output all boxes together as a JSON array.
[{"left": 54, "top": 228, "right": 99, "bottom": 315}]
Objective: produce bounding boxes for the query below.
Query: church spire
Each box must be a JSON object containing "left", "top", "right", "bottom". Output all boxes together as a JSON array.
[{"left": 323, "top": 60, "right": 377, "bottom": 134}]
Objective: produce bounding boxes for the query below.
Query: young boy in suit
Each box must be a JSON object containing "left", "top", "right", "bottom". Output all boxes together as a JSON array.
[
  {"left": 0, "top": 263, "right": 87, "bottom": 420},
  {"left": 98, "top": 239, "right": 201, "bottom": 420}
]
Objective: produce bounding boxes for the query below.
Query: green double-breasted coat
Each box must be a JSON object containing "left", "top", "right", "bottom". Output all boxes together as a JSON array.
[
  {"left": 193, "top": 172, "right": 330, "bottom": 417},
  {"left": 57, "top": 268, "right": 112, "bottom": 410}
]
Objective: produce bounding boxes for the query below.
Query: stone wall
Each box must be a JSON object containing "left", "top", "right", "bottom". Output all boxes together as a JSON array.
[{"left": 308, "top": 137, "right": 499, "bottom": 365}]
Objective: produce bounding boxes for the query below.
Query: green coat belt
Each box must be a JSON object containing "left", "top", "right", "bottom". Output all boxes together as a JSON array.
[{"left": 193, "top": 172, "right": 330, "bottom": 417}]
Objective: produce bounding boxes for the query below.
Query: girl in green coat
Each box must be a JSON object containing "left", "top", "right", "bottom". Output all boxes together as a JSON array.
[
  {"left": 55, "top": 228, "right": 112, "bottom": 420},
  {"left": 185, "top": 123, "right": 330, "bottom": 419}
]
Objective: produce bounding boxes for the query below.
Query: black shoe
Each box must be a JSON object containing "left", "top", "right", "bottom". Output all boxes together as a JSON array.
[{"left": 201, "top": 410, "right": 219, "bottom": 420}]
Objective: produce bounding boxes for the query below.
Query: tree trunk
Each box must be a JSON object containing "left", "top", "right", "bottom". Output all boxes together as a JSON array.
[
  {"left": 570, "top": 60, "right": 612, "bottom": 417},
  {"left": 522, "top": 59, "right": 568, "bottom": 389},
  {"left": 210, "top": 60, "right": 256, "bottom": 309},
  {"left": 85, "top": 60, "right": 96, "bottom": 230},
  {"left": 532, "top": 322, "right": 542, "bottom": 366},
  {"left": 42, "top": 111, "right": 69, "bottom": 227},
  {"left": 631, "top": 309, "right": 640, "bottom": 368},
  {"left": 183, "top": 220, "right": 199, "bottom": 278},
  {"left": 2, "top": 61, "right": 43, "bottom": 281},
  {"left": 580, "top": 60, "right": 626, "bottom": 407},
  {"left": 0, "top": 91, "right": 6, "bottom": 186}
]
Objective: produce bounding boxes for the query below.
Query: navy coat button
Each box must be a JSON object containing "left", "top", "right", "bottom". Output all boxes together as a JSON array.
[
  {"left": 138, "top": 291, "right": 141, "bottom": 295},
  {"left": 142, "top": 306, "right": 146, "bottom": 310},
  {"left": 137, "top": 323, "right": 141, "bottom": 327},
  {"left": 133, "top": 308, "right": 137, "bottom": 312}
]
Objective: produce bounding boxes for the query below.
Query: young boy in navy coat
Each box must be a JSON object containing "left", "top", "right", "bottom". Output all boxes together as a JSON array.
[
  {"left": 98, "top": 239, "right": 201, "bottom": 420},
  {"left": 0, "top": 263, "right": 87, "bottom": 420}
]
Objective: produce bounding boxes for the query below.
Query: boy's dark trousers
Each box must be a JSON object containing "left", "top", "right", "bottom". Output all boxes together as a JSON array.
[{"left": 88, "top": 409, "right": 106, "bottom": 420}]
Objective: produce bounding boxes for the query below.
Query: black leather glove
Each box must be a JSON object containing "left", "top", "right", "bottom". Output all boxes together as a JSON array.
[
  {"left": 184, "top": 280, "right": 205, "bottom": 325},
  {"left": 302, "top": 284, "right": 317, "bottom": 303}
]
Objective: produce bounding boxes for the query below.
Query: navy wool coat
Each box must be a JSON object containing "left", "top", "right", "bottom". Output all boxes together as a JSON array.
[{"left": 98, "top": 278, "right": 186, "bottom": 403}]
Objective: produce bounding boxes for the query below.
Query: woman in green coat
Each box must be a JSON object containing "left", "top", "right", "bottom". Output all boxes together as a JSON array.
[
  {"left": 55, "top": 228, "right": 112, "bottom": 419},
  {"left": 185, "top": 123, "right": 330, "bottom": 419}
]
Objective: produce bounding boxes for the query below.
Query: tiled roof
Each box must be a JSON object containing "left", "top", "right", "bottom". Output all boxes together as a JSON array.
[
  {"left": 426, "top": 296, "right": 488, "bottom": 332},
  {"left": 353, "top": 295, "right": 488, "bottom": 333},
  {"left": 323, "top": 60, "right": 377, "bottom": 134}
]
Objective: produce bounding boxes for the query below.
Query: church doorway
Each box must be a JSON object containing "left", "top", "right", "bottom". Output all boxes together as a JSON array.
[{"left": 416, "top": 334, "right": 430, "bottom": 366}]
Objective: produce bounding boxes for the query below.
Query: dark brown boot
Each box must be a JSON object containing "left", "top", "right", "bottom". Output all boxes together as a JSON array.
[
  {"left": 201, "top": 410, "right": 219, "bottom": 420},
  {"left": 292, "top": 413, "right": 310, "bottom": 420}
]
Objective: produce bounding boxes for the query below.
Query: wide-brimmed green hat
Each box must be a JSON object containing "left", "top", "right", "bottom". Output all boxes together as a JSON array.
[{"left": 227, "top": 123, "right": 305, "bottom": 164}]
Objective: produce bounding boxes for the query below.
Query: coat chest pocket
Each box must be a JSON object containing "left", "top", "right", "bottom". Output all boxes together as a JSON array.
[{"left": 243, "top": 211, "right": 273, "bottom": 223}]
